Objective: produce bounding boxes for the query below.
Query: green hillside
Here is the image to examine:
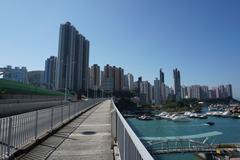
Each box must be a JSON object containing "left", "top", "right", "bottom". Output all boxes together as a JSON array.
[{"left": 0, "top": 79, "right": 64, "bottom": 96}]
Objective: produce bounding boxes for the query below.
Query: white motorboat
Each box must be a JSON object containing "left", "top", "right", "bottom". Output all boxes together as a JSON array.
[
  {"left": 155, "top": 112, "right": 168, "bottom": 117},
  {"left": 199, "top": 114, "right": 208, "bottom": 119},
  {"left": 184, "top": 111, "right": 192, "bottom": 116},
  {"left": 155, "top": 112, "right": 171, "bottom": 119},
  {"left": 172, "top": 115, "right": 191, "bottom": 122},
  {"left": 189, "top": 113, "right": 198, "bottom": 118},
  {"left": 222, "top": 110, "right": 231, "bottom": 117}
]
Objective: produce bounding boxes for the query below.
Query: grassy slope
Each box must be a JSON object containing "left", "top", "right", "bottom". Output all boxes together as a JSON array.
[{"left": 0, "top": 79, "right": 64, "bottom": 96}]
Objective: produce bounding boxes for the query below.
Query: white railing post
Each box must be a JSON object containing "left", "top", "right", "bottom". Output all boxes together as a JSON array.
[
  {"left": 123, "top": 128, "right": 126, "bottom": 160},
  {"left": 7, "top": 117, "right": 12, "bottom": 157},
  {"left": 34, "top": 111, "right": 38, "bottom": 139},
  {"left": 51, "top": 108, "right": 54, "bottom": 130},
  {"left": 68, "top": 103, "right": 70, "bottom": 119},
  {"left": 111, "top": 109, "right": 117, "bottom": 141},
  {"left": 61, "top": 105, "right": 63, "bottom": 123}
]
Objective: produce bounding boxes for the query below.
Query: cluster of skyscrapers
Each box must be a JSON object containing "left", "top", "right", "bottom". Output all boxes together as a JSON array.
[
  {"left": 139, "top": 68, "right": 233, "bottom": 105},
  {"left": 0, "top": 21, "right": 234, "bottom": 101}
]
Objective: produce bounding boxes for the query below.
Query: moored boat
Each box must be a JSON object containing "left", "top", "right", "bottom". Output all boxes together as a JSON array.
[
  {"left": 137, "top": 115, "right": 153, "bottom": 121},
  {"left": 199, "top": 114, "right": 208, "bottom": 119},
  {"left": 172, "top": 115, "right": 191, "bottom": 122}
]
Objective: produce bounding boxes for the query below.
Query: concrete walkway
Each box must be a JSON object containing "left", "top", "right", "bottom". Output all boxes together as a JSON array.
[{"left": 48, "top": 100, "right": 112, "bottom": 160}]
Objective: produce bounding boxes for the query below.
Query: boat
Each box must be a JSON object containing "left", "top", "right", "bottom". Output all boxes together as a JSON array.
[
  {"left": 206, "top": 122, "right": 215, "bottom": 126},
  {"left": 189, "top": 113, "right": 198, "bottom": 118},
  {"left": 184, "top": 111, "right": 192, "bottom": 116},
  {"left": 137, "top": 115, "right": 153, "bottom": 121},
  {"left": 172, "top": 115, "right": 191, "bottom": 122},
  {"left": 221, "top": 110, "right": 231, "bottom": 118},
  {"left": 199, "top": 114, "right": 208, "bottom": 119},
  {"left": 155, "top": 112, "right": 171, "bottom": 119}
]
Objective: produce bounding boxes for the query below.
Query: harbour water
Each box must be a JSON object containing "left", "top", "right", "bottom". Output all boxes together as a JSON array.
[{"left": 127, "top": 110, "right": 240, "bottom": 160}]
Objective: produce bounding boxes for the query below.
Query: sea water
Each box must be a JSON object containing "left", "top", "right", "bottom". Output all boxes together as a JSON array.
[{"left": 127, "top": 115, "right": 240, "bottom": 160}]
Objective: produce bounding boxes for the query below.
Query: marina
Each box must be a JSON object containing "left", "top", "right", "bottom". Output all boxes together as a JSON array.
[{"left": 126, "top": 106, "right": 240, "bottom": 160}]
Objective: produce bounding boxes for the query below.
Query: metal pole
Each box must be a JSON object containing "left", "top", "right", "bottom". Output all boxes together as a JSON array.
[{"left": 64, "top": 56, "right": 68, "bottom": 102}]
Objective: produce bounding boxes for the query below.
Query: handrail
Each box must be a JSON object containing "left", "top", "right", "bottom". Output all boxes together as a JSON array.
[
  {"left": 0, "top": 99, "right": 104, "bottom": 159},
  {"left": 111, "top": 100, "right": 154, "bottom": 160}
]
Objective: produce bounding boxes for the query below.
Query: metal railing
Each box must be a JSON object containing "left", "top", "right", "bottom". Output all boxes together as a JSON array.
[
  {"left": 0, "top": 99, "right": 103, "bottom": 159},
  {"left": 111, "top": 100, "right": 154, "bottom": 160}
]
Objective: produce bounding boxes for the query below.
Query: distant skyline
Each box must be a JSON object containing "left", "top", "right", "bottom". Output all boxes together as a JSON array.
[{"left": 0, "top": 0, "right": 239, "bottom": 99}]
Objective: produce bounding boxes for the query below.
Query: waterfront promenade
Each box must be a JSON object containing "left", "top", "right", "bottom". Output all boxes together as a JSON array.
[{"left": 18, "top": 100, "right": 113, "bottom": 160}]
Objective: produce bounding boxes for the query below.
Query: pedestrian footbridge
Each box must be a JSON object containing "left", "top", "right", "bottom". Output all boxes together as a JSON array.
[{"left": 141, "top": 131, "right": 223, "bottom": 154}]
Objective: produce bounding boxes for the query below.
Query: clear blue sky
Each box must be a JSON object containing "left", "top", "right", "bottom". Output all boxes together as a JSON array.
[{"left": 0, "top": 0, "right": 240, "bottom": 99}]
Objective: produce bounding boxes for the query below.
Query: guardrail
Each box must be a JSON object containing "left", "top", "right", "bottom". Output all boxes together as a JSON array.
[
  {"left": 111, "top": 100, "right": 154, "bottom": 160},
  {"left": 0, "top": 99, "right": 103, "bottom": 159}
]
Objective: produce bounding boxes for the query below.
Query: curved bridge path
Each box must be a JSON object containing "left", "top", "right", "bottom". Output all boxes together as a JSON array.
[{"left": 18, "top": 100, "right": 113, "bottom": 160}]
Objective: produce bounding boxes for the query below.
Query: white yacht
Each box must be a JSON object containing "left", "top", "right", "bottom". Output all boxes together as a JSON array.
[
  {"left": 155, "top": 112, "right": 170, "bottom": 119},
  {"left": 172, "top": 115, "right": 191, "bottom": 122},
  {"left": 184, "top": 111, "right": 192, "bottom": 116}
]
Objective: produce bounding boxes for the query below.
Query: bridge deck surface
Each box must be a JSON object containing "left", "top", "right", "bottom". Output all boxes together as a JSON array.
[{"left": 18, "top": 100, "right": 112, "bottom": 160}]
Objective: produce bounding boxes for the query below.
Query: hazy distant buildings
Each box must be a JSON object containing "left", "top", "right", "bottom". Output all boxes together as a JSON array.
[
  {"left": 184, "top": 84, "right": 233, "bottom": 100},
  {"left": 90, "top": 64, "right": 100, "bottom": 90},
  {"left": 181, "top": 86, "right": 188, "bottom": 99},
  {"left": 2, "top": 65, "right": 28, "bottom": 83},
  {"left": 173, "top": 68, "right": 181, "bottom": 101},
  {"left": 44, "top": 56, "right": 57, "bottom": 89},
  {"left": 214, "top": 84, "right": 233, "bottom": 99},
  {"left": 55, "top": 22, "right": 89, "bottom": 93},
  {"left": 225, "top": 84, "right": 233, "bottom": 98}
]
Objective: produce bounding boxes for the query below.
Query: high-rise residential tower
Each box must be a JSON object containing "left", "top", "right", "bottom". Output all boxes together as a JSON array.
[
  {"left": 55, "top": 22, "right": 89, "bottom": 94},
  {"left": 160, "top": 69, "right": 164, "bottom": 84},
  {"left": 159, "top": 69, "right": 166, "bottom": 103},
  {"left": 225, "top": 84, "right": 233, "bottom": 98},
  {"left": 173, "top": 68, "right": 181, "bottom": 101},
  {"left": 102, "top": 64, "right": 114, "bottom": 93},
  {"left": 124, "top": 73, "right": 134, "bottom": 91},
  {"left": 154, "top": 78, "right": 161, "bottom": 104},
  {"left": 90, "top": 64, "right": 100, "bottom": 90},
  {"left": 44, "top": 56, "right": 57, "bottom": 89}
]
